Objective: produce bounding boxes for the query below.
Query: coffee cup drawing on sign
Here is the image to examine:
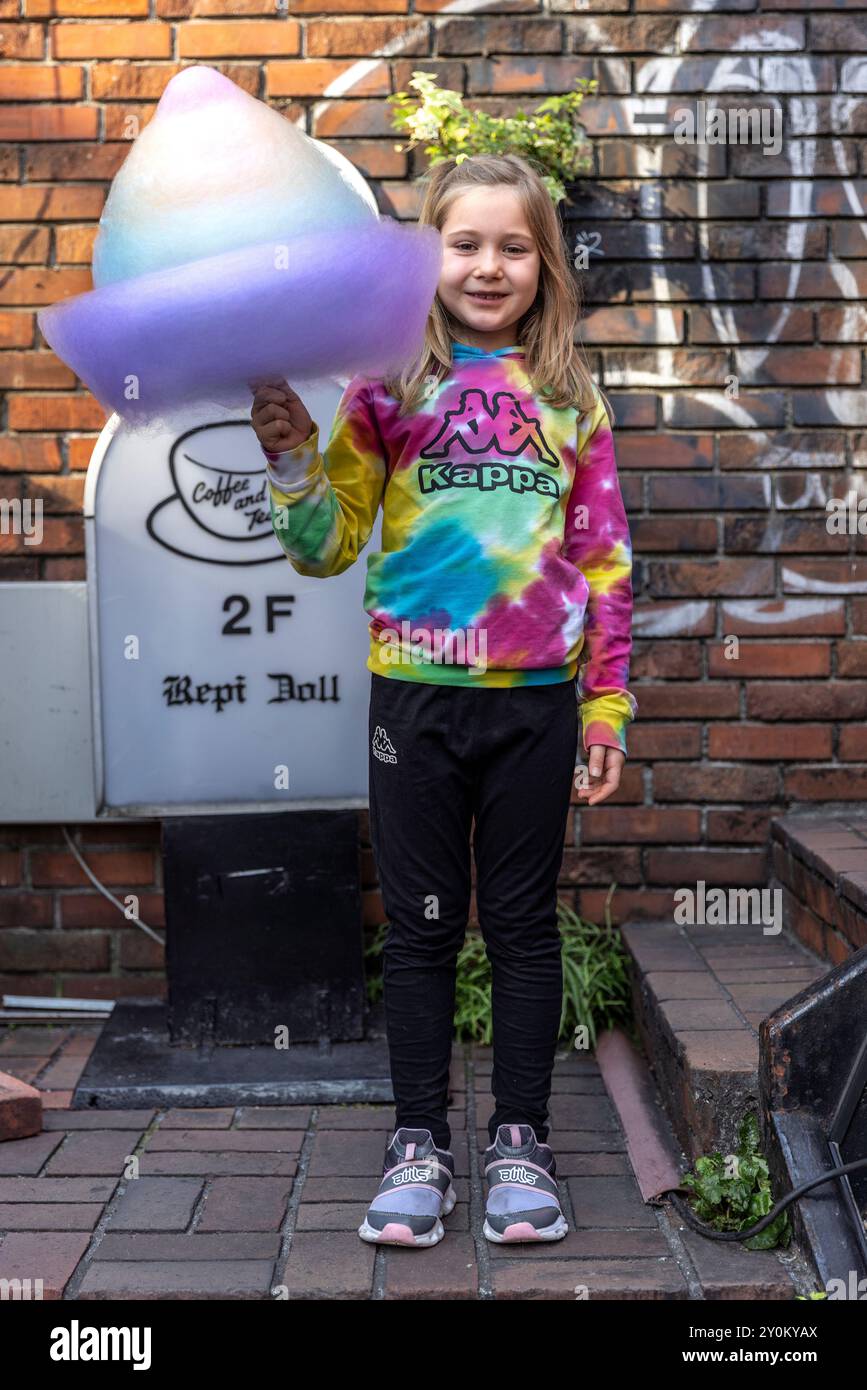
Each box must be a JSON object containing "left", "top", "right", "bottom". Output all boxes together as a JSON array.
[
  {"left": 171, "top": 429, "right": 272, "bottom": 541},
  {"left": 146, "top": 420, "right": 285, "bottom": 566}
]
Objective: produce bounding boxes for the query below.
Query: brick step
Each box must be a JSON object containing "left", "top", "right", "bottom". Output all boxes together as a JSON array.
[
  {"left": 620, "top": 809, "right": 867, "bottom": 1167},
  {"left": 620, "top": 916, "right": 828, "bottom": 1164},
  {"left": 771, "top": 808, "right": 867, "bottom": 962}
]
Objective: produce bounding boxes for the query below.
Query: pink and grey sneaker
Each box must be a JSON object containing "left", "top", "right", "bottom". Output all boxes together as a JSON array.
[
  {"left": 482, "top": 1123, "right": 568, "bottom": 1243},
  {"left": 357, "top": 1127, "right": 457, "bottom": 1247}
]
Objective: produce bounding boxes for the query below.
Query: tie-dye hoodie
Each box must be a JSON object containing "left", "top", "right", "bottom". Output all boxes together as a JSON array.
[{"left": 262, "top": 341, "right": 637, "bottom": 753}]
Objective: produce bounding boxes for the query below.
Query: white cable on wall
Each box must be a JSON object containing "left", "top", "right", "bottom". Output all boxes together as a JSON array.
[{"left": 61, "top": 826, "right": 165, "bottom": 946}]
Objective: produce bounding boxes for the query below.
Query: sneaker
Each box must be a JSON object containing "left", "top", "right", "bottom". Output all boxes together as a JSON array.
[
  {"left": 357, "top": 1126, "right": 457, "bottom": 1247},
  {"left": 482, "top": 1123, "right": 568, "bottom": 1243}
]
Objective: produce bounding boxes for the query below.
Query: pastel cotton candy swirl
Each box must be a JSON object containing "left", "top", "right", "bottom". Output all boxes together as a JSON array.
[{"left": 37, "top": 65, "right": 441, "bottom": 428}]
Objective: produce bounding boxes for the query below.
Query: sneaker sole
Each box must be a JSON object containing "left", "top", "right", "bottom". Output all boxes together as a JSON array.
[
  {"left": 357, "top": 1182, "right": 457, "bottom": 1246},
  {"left": 482, "top": 1212, "right": 568, "bottom": 1243}
]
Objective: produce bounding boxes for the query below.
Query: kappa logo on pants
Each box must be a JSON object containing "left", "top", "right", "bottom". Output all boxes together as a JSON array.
[{"left": 372, "top": 724, "right": 397, "bottom": 764}]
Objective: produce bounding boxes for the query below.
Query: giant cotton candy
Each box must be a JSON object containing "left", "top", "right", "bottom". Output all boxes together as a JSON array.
[{"left": 37, "top": 65, "right": 441, "bottom": 426}]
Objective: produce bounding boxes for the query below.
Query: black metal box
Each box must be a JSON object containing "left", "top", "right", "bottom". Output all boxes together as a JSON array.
[{"left": 162, "top": 810, "right": 365, "bottom": 1045}]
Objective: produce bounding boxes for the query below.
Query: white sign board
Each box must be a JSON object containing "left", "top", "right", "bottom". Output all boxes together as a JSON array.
[{"left": 87, "top": 382, "right": 380, "bottom": 812}]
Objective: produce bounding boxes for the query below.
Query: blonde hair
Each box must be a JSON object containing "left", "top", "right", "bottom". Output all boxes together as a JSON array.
[{"left": 382, "top": 153, "right": 610, "bottom": 423}]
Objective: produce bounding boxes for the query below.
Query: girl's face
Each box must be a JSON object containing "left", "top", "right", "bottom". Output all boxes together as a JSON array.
[{"left": 438, "top": 187, "right": 541, "bottom": 351}]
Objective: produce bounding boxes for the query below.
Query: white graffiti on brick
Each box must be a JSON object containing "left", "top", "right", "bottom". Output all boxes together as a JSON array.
[
  {"left": 782, "top": 566, "right": 867, "bottom": 595},
  {"left": 632, "top": 601, "right": 711, "bottom": 637},
  {"left": 722, "top": 598, "right": 844, "bottom": 629}
]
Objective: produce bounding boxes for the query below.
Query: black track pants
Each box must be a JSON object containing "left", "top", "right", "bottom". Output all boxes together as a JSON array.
[{"left": 368, "top": 671, "right": 579, "bottom": 1151}]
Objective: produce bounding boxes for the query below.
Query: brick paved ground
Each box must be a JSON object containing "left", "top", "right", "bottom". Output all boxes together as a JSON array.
[{"left": 0, "top": 1024, "right": 811, "bottom": 1299}]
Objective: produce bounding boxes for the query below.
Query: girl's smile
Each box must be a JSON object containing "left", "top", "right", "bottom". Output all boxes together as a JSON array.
[{"left": 464, "top": 290, "right": 510, "bottom": 304}]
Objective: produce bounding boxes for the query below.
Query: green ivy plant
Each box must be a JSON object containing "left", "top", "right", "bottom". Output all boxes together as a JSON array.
[
  {"left": 680, "top": 1113, "right": 792, "bottom": 1251},
  {"left": 364, "top": 885, "right": 633, "bottom": 1047},
  {"left": 387, "top": 70, "right": 599, "bottom": 206}
]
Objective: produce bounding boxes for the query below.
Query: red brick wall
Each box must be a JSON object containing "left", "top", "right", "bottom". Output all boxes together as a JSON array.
[{"left": 1, "top": 3, "right": 866, "bottom": 993}]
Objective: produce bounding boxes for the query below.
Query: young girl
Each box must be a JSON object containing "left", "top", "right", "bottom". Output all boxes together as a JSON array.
[{"left": 250, "top": 153, "right": 636, "bottom": 1249}]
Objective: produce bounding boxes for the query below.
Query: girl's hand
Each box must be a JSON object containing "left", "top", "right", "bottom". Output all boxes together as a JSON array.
[
  {"left": 250, "top": 375, "right": 314, "bottom": 453},
  {"left": 576, "top": 745, "right": 625, "bottom": 806}
]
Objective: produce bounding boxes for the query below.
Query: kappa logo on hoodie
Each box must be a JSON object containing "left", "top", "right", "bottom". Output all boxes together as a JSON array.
[
  {"left": 420, "top": 387, "right": 560, "bottom": 467},
  {"left": 417, "top": 387, "right": 563, "bottom": 498},
  {"left": 372, "top": 724, "right": 397, "bottom": 764}
]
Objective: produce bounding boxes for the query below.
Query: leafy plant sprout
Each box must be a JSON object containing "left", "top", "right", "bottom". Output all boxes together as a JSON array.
[{"left": 388, "top": 70, "right": 599, "bottom": 207}]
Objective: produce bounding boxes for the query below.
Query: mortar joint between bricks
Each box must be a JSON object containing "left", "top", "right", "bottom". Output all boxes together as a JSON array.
[
  {"left": 186, "top": 1174, "right": 214, "bottom": 1235},
  {"left": 270, "top": 1103, "right": 320, "bottom": 1298},
  {"left": 465, "top": 1051, "right": 494, "bottom": 1300},
  {"left": 653, "top": 1202, "right": 706, "bottom": 1300},
  {"left": 642, "top": 764, "right": 652, "bottom": 806},
  {"left": 28, "top": 1030, "right": 71, "bottom": 1089}
]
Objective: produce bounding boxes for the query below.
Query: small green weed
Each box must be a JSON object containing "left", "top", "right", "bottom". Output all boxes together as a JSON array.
[{"left": 680, "top": 1113, "right": 792, "bottom": 1251}]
